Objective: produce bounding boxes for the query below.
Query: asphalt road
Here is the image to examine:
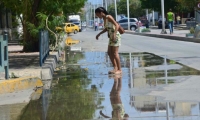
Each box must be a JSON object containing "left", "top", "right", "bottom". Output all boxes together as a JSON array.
[{"left": 72, "top": 28, "right": 200, "bottom": 71}]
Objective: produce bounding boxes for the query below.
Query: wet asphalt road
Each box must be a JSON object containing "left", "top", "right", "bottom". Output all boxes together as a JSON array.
[{"left": 73, "top": 28, "right": 200, "bottom": 71}]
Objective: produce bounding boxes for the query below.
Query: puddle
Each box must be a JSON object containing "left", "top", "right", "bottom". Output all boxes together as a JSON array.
[
  {"left": 65, "top": 37, "right": 80, "bottom": 46},
  {"left": 14, "top": 50, "right": 200, "bottom": 120}
]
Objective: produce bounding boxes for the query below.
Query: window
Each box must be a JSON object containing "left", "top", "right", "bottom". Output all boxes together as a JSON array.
[
  {"left": 71, "top": 24, "right": 75, "bottom": 27},
  {"left": 119, "top": 19, "right": 128, "bottom": 23},
  {"left": 69, "top": 19, "right": 79, "bottom": 23},
  {"left": 130, "top": 19, "right": 136, "bottom": 22},
  {"left": 74, "top": 23, "right": 80, "bottom": 25},
  {"left": 67, "top": 24, "right": 71, "bottom": 27}
]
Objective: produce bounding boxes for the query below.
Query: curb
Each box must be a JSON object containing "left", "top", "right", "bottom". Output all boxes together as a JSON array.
[
  {"left": 0, "top": 77, "right": 43, "bottom": 94},
  {"left": 1, "top": 51, "right": 60, "bottom": 80},
  {"left": 41, "top": 51, "right": 59, "bottom": 80},
  {"left": 125, "top": 31, "right": 200, "bottom": 43}
]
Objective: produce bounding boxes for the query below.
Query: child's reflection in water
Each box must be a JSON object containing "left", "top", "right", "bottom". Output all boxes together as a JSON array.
[{"left": 100, "top": 75, "right": 129, "bottom": 120}]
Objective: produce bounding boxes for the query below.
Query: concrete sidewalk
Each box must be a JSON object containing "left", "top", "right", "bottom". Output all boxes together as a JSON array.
[
  {"left": 126, "top": 29, "right": 200, "bottom": 43},
  {"left": 146, "top": 29, "right": 188, "bottom": 37},
  {"left": 0, "top": 44, "right": 60, "bottom": 80}
]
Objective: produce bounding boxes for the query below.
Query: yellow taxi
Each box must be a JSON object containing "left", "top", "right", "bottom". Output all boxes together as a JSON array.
[{"left": 64, "top": 23, "right": 80, "bottom": 34}]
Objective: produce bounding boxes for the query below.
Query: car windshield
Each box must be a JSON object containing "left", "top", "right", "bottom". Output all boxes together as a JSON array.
[
  {"left": 73, "top": 23, "right": 80, "bottom": 25},
  {"left": 69, "top": 19, "right": 79, "bottom": 23}
]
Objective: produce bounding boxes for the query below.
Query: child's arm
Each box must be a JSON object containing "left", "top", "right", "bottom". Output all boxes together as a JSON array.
[
  {"left": 96, "top": 28, "right": 107, "bottom": 40},
  {"left": 100, "top": 110, "right": 110, "bottom": 118}
]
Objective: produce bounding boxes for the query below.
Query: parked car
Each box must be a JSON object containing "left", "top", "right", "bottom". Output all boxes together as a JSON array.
[
  {"left": 73, "top": 22, "right": 82, "bottom": 32},
  {"left": 118, "top": 18, "right": 138, "bottom": 31},
  {"left": 64, "top": 23, "right": 80, "bottom": 34}
]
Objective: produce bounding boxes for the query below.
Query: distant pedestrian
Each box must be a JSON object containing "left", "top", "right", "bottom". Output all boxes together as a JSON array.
[
  {"left": 95, "top": 7, "right": 122, "bottom": 74},
  {"left": 95, "top": 21, "right": 98, "bottom": 31},
  {"left": 176, "top": 14, "right": 181, "bottom": 25},
  {"left": 167, "top": 9, "right": 175, "bottom": 34}
]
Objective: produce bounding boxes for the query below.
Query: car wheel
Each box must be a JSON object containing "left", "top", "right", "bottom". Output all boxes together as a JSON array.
[
  {"left": 130, "top": 26, "right": 136, "bottom": 31},
  {"left": 79, "top": 29, "right": 82, "bottom": 32},
  {"left": 74, "top": 30, "right": 78, "bottom": 34}
]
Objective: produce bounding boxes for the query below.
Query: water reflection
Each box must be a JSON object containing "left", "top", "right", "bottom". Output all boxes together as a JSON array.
[
  {"left": 15, "top": 51, "right": 200, "bottom": 120},
  {"left": 100, "top": 75, "right": 129, "bottom": 119}
]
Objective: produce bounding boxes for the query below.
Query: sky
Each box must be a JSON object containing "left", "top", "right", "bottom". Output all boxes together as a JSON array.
[{"left": 88, "top": 0, "right": 102, "bottom": 4}]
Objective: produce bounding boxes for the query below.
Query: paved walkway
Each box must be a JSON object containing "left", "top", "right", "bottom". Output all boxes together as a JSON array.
[
  {"left": 1, "top": 43, "right": 60, "bottom": 80},
  {"left": 125, "top": 28, "right": 200, "bottom": 44},
  {"left": 0, "top": 45, "right": 41, "bottom": 80},
  {"left": 146, "top": 29, "right": 189, "bottom": 37}
]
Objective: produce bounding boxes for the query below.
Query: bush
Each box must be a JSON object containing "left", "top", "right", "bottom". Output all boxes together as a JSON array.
[
  {"left": 190, "top": 27, "right": 195, "bottom": 34},
  {"left": 141, "top": 28, "right": 151, "bottom": 32}
]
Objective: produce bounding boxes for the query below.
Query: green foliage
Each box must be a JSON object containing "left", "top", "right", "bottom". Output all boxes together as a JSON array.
[
  {"left": 108, "top": 0, "right": 145, "bottom": 19},
  {"left": 140, "top": 0, "right": 199, "bottom": 13},
  {"left": 169, "top": 60, "right": 176, "bottom": 64},
  {"left": 141, "top": 28, "right": 151, "bottom": 32},
  {"left": 175, "top": 0, "right": 199, "bottom": 12},
  {"left": 190, "top": 27, "right": 195, "bottom": 34},
  {"left": 0, "top": 0, "right": 86, "bottom": 52},
  {"left": 17, "top": 52, "right": 105, "bottom": 120},
  {"left": 140, "top": 0, "right": 179, "bottom": 12},
  {"left": 26, "top": 22, "right": 39, "bottom": 37},
  {"left": 107, "top": 4, "right": 115, "bottom": 18}
]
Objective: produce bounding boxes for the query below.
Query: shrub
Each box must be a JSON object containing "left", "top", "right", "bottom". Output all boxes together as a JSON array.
[
  {"left": 190, "top": 27, "right": 195, "bottom": 34},
  {"left": 142, "top": 28, "right": 151, "bottom": 32}
]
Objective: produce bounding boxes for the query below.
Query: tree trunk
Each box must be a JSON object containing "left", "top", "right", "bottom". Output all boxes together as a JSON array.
[{"left": 23, "top": 0, "right": 41, "bottom": 52}]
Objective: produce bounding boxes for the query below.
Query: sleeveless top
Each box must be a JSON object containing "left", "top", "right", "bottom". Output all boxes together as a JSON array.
[{"left": 105, "top": 15, "right": 121, "bottom": 46}]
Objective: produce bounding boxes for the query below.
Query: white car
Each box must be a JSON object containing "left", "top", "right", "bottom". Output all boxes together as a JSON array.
[{"left": 118, "top": 18, "right": 138, "bottom": 31}]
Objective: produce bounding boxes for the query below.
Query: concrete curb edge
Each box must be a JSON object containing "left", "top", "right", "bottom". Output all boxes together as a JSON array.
[
  {"left": 125, "top": 31, "right": 200, "bottom": 43},
  {"left": 0, "top": 77, "right": 43, "bottom": 94}
]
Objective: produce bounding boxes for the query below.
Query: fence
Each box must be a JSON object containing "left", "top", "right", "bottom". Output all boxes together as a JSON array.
[
  {"left": 0, "top": 32, "right": 9, "bottom": 79},
  {"left": 39, "top": 30, "right": 49, "bottom": 66}
]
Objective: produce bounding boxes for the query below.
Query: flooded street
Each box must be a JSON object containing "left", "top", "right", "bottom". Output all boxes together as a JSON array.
[{"left": 11, "top": 45, "right": 200, "bottom": 120}]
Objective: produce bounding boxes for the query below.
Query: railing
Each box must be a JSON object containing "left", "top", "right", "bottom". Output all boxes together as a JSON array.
[
  {"left": 39, "top": 30, "right": 49, "bottom": 66},
  {"left": 0, "top": 32, "right": 9, "bottom": 79}
]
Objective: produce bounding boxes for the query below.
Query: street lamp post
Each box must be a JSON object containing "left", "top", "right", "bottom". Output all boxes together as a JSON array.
[
  {"left": 146, "top": 9, "right": 148, "bottom": 21},
  {"left": 114, "top": 0, "right": 117, "bottom": 21},
  {"left": 105, "top": 0, "right": 107, "bottom": 10},
  {"left": 152, "top": 10, "right": 155, "bottom": 26},
  {"left": 161, "top": 0, "right": 167, "bottom": 34},
  {"left": 127, "top": 0, "right": 130, "bottom": 30},
  {"left": 94, "top": 4, "right": 95, "bottom": 25}
]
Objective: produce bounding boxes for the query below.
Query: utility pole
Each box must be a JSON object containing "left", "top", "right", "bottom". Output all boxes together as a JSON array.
[
  {"left": 105, "top": 0, "right": 107, "bottom": 10},
  {"left": 127, "top": 0, "right": 130, "bottom": 30},
  {"left": 161, "top": 0, "right": 167, "bottom": 34},
  {"left": 146, "top": 9, "right": 148, "bottom": 21},
  {"left": 94, "top": 4, "right": 95, "bottom": 26},
  {"left": 152, "top": 10, "right": 155, "bottom": 26},
  {"left": 114, "top": 0, "right": 117, "bottom": 21}
]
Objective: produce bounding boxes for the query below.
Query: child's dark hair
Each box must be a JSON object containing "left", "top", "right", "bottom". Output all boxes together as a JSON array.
[{"left": 95, "top": 7, "right": 108, "bottom": 15}]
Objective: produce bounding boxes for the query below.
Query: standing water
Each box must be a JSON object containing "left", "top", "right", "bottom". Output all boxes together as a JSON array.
[{"left": 7, "top": 47, "right": 200, "bottom": 120}]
